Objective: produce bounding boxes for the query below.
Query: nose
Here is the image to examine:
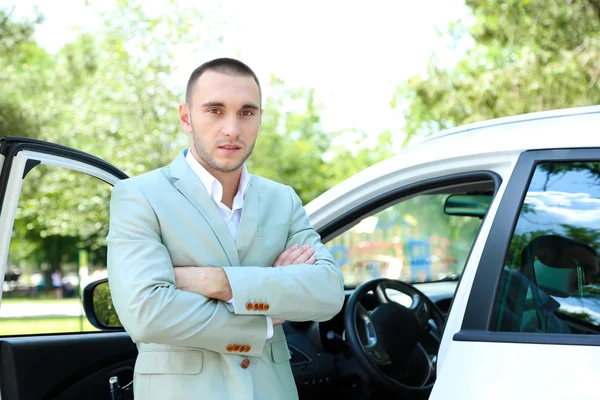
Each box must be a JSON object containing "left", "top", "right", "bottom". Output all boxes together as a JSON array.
[{"left": 221, "top": 115, "right": 241, "bottom": 138}]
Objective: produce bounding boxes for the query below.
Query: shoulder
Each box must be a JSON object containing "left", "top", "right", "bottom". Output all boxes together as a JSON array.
[
  {"left": 250, "top": 175, "right": 291, "bottom": 194},
  {"left": 113, "top": 167, "right": 170, "bottom": 196},
  {"left": 250, "top": 175, "right": 302, "bottom": 206}
]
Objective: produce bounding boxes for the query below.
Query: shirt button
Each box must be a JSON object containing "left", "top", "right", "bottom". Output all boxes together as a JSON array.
[{"left": 241, "top": 358, "right": 250, "bottom": 369}]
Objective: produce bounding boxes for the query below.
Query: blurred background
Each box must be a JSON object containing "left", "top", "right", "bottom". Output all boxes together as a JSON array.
[{"left": 1, "top": 0, "right": 600, "bottom": 335}]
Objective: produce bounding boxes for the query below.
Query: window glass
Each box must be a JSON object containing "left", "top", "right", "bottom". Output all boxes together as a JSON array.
[
  {"left": 326, "top": 193, "right": 486, "bottom": 288},
  {"left": 2, "top": 164, "right": 111, "bottom": 335},
  {"left": 491, "top": 162, "right": 600, "bottom": 334}
]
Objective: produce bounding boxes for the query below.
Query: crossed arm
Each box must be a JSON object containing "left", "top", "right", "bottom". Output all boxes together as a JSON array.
[
  {"left": 107, "top": 180, "right": 344, "bottom": 358},
  {"left": 174, "top": 244, "right": 318, "bottom": 325}
]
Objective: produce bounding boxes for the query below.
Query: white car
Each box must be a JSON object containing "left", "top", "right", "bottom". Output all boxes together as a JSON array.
[{"left": 1, "top": 105, "right": 600, "bottom": 399}]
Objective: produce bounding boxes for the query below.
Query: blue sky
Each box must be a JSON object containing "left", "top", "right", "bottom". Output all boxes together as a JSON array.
[
  {"left": 517, "top": 166, "right": 600, "bottom": 236},
  {"left": 3, "top": 0, "right": 471, "bottom": 150}
]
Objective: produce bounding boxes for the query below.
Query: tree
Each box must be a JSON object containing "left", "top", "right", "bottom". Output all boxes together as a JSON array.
[
  {"left": 248, "top": 77, "right": 395, "bottom": 204},
  {"left": 394, "top": 0, "right": 600, "bottom": 144},
  {"left": 5, "top": 1, "right": 202, "bottom": 275},
  {"left": 0, "top": 9, "right": 46, "bottom": 139},
  {"left": 248, "top": 77, "right": 333, "bottom": 204},
  {"left": 4, "top": 1, "right": 395, "bottom": 276}
]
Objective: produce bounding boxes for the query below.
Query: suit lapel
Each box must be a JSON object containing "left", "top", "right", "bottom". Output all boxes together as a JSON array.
[
  {"left": 236, "top": 176, "right": 259, "bottom": 262},
  {"left": 169, "top": 151, "right": 240, "bottom": 266}
]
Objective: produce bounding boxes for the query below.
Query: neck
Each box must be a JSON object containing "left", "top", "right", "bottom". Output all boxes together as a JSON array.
[
  {"left": 195, "top": 159, "right": 241, "bottom": 209},
  {"left": 212, "top": 168, "right": 242, "bottom": 209}
]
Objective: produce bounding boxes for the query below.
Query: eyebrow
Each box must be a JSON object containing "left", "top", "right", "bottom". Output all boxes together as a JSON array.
[{"left": 201, "top": 101, "right": 260, "bottom": 110}]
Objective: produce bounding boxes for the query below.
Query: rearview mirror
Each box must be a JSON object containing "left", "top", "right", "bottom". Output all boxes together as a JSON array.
[
  {"left": 83, "top": 278, "right": 124, "bottom": 331},
  {"left": 444, "top": 194, "right": 492, "bottom": 218}
]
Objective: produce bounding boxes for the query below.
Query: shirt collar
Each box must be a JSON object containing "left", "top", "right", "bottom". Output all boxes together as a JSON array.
[{"left": 185, "top": 148, "right": 249, "bottom": 211}]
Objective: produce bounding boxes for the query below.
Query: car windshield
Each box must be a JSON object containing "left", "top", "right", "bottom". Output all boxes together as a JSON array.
[{"left": 326, "top": 193, "right": 487, "bottom": 289}]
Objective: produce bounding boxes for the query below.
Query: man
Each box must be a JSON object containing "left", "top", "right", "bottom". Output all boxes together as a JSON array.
[{"left": 106, "top": 58, "right": 345, "bottom": 400}]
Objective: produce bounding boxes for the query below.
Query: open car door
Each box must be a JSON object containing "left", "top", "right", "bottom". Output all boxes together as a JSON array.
[{"left": 0, "top": 137, "right": 136, "bottom": 400}]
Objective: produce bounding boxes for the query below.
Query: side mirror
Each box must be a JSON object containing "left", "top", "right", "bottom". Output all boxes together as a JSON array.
[
  {"left": 83, "top": 278, "right": 124, "bottom": 331},
  {"left": 444, "top": 194, "right": 492, "bottom": 218}
]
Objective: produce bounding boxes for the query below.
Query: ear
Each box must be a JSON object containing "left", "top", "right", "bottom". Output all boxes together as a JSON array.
[{"left": 179, "top": 103, "right": 192, "bottom": 134}]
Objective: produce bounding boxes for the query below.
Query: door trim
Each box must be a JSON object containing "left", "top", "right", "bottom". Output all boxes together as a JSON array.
[
  {"left": 457, "top": 148, "right": 600, "bottom": 345},
  {"left": 0, "top": 137, "right": 127, "bottom": 210}
]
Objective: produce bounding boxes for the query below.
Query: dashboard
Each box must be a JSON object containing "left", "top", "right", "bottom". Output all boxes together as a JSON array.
[{"left": 282, "top": 280, "right": 459, "bottom": 397}]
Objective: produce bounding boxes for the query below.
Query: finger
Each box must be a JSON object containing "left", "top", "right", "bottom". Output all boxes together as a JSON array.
[
  {"left": 273, "top": 244, "right": 299, "bottom": 267},
  {"left": 273, "top": 245, "right": 298, "bottom": 267},
  {"left": 280, "top": 245, "right": 310, "bottom": 266},
  {"left": 278, "top": 245, "right": 304, "bottom": 266},
  {"left": 306, "top": 256, "right": 316, "bottom": 265},
  {"left": 292, "top": 247, "right": 315, "bottom": 265}
]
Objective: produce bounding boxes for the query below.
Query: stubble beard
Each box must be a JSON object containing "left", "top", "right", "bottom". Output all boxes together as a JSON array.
[{"left": 191, "top": 128, "right": 255, "bottom": 173}]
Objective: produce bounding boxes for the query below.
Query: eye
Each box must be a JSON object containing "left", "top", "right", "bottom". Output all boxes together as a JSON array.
[
  {"left": 207, "top": 108, "right": 222, "bottom": 114},
  {"left": 241, "top": 110, "right": 255, "bottom": 116}
]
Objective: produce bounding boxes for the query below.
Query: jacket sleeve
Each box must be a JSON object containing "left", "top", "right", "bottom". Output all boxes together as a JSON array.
[
  {"left": 222, "top": 186, "right": 345, "bottom": 322},
  {"left": 107, "top": 180, "right": 268, "bottom": 357}
]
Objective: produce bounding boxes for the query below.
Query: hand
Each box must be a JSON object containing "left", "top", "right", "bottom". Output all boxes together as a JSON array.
[
  {"left": 173, "top": 266, "right": 232, "bottom": 302},
  {"left": 273, "top": 244, "right": 316, "bottom": 267},
  {"left": 272, "top": 318, "right": 286, "bottom": 325}
]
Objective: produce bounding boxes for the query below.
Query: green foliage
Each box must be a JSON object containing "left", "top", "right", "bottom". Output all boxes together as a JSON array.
[
  {"left": 0, "top": 9, "right": 46, "bottom": 139},
  {"left": 3, "top": 2, "right": 394, "bottom": 273},
  {"left": 92, "top": 282, "right": 122, "bottom": 327},
  {"left": 248, "top": 77, "right": 394, "bottom": 204},
  {"left": 395, "top": 0, "right": 600, "bottom": 143}
]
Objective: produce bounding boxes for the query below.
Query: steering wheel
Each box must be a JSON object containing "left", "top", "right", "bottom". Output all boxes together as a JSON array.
[{"left": 344, "top": 278, "right": 445, "bottom": 396}]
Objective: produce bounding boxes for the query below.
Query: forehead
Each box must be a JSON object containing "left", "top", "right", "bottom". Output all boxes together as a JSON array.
[{"left": 192, "top": 71, "right": 260, "bottom": 105}]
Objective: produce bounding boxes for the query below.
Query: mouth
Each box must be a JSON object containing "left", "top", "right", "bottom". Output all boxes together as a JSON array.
[{"left": 217, "top": 144, "right": 242, "bottom": 153}]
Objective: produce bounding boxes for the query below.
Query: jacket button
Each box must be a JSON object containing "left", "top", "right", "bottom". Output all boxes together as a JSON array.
[
  {"left": 241, "top": 358, "right": 250, "bottom": 369},
  {"left": 233, "top": 344, "right": 241, "bottom": 352},
  {"left": 245, "top": 302, "right": 253, "bottom": 311},
  {"left": 264, "top": 304, "right": 270, "bottom": 311},
  {"left": 243, "top": 345, "right": 251, "bottom": 352},
  {"left": 253, "top": 303, "right": 260, "bottom": 311},
  {"left": 226, "top": 345, "right": 234, "bottom": 352},
  {"left": 257, "top": 303, "right": 265, "bottom": 310}
]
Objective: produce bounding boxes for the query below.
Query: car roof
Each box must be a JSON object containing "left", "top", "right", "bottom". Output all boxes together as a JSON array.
[
  {"left": 404, "top": 104, "right": 600, "bottom": 160},
  {"left": 307, "top": 105, "right": 600, "bottom": 214}
]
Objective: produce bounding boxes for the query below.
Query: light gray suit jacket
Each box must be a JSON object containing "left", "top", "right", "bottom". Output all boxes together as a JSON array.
[{"left": 106, "top": 150, "right": 345, "bottom": 400}]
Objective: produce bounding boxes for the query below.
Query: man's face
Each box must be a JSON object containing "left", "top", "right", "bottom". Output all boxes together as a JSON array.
[{"left": 179, "top": 71, "right": 262, "bottom": 174}]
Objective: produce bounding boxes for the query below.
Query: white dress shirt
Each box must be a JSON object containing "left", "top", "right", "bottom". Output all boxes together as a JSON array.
[{"left": 185, "top": 149, "right": 274, "bottom": 339}]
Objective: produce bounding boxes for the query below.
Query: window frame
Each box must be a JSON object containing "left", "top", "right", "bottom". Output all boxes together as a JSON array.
[
  {"left": 0, "top": 137, "right": 128, "bottom": 337},
  {"left": 318, "top": 171, "right": 502, "bottom": 290},
  {"left": 456, "top": 148, "right": 600, "bottom": 346}
]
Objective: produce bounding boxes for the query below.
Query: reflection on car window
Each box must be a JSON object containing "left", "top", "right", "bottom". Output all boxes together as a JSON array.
[
  {"left": 326, "top": 193, "right": 486, "bottom": 287},
  {"left": 491, "top": 162, "right": 600, "bottom": 334},
  {"left": 1, "top": 164, "right": 110, "bottom": 335}
]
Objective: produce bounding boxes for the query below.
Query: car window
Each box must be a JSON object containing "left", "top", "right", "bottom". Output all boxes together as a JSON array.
[
  {"left": 491, "top": 162, "right": 600, "bottom": 334},
  {"left": 325, "top": 193, "right": 486, "bottom": 288},
  {"left": 1, "top": 164, "right": 111, "bottom": 335}
]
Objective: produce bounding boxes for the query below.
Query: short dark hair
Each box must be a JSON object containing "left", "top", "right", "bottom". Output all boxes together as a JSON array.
[{"left": 185, "top": 58, "right": 262, "bottom": 106}]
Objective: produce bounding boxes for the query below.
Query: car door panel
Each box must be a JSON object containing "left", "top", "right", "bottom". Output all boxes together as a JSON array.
[
  {"left": 0, "top": 138, "right": 130, "bottom": 400},
  {"left": 0, "top": 333, "right": 137, "bottom": 400},
  {"left": 432, "top": 340, "right": 600, "bottom": 399},
  {"left": 434, "top": 149, "right": 600, "bottom": 399}
]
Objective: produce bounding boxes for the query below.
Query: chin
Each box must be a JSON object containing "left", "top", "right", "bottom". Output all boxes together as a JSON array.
[{"left": 215, "top": 163, "right": 242, "bottom": 173}]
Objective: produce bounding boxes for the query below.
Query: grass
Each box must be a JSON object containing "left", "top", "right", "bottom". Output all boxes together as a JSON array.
[
  {"left": 1, "top": 297, "right": 81, "bottom": 306},
  {"left": 0, "top": 316, "right": 98, "bottom": 336}
]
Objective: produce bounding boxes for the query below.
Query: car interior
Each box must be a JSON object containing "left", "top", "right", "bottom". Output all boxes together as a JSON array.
[{"left": 0, "top": 180, "right": 497, "bottom": 400}]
